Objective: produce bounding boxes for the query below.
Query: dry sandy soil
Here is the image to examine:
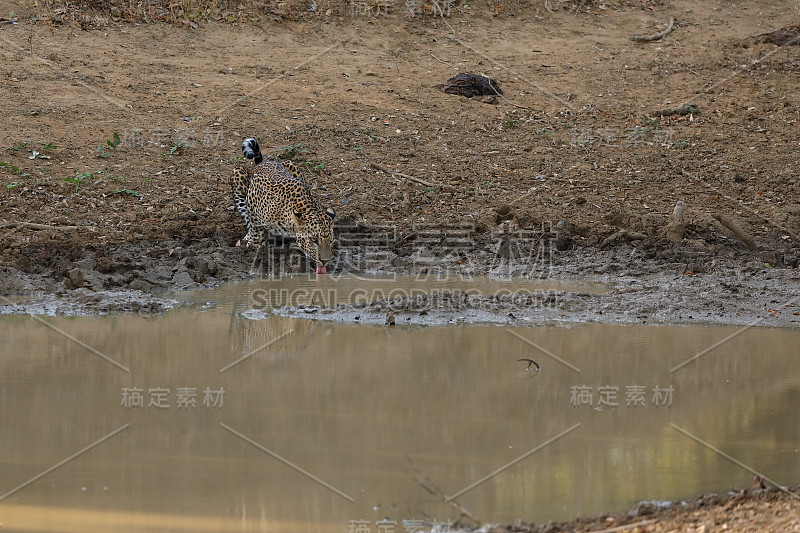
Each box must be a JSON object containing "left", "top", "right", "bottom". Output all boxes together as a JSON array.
[
  {"left": 2, "top": 0, "right": 800, "bottom": 292},
  {"left": 1, "top": 0, "right": 799, "bottom": 529}
]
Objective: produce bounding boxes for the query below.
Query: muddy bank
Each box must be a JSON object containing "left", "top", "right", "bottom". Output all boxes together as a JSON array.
[
  {"left": 270, "top": 251, "right": 800, "bottom": 328},
  {"left": 0, "top": 286, "right": 176, "bottom": 315},
  {"left": 0, "top": 239, "right": 235, "bottom": 314},
  {"left": 273, "top": 269, "right": 800, "bottom": 327},
  {"left": 453, "top": 485, "right": 799, "bottom": 533},
  {"left": 2, "top": 237, "right": 799, "bottom": 324}
]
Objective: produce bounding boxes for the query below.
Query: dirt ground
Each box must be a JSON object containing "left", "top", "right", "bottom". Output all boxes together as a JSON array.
[
  {"left": 2, "top": 0, "right": 800, "bottom": 296},
  {"left": 467, "top": 485, "right": 800, "bottom": 533},
  {"left": 1, "top": 0, "right": 799, "bottom": 528}
]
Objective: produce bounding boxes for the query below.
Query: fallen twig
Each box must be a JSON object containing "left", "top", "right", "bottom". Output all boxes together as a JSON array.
[
  {"left": 713, "top": 213, "right": 758, "bottom": 251},
  {"left": 0, "top": 220, "right": 83, "bottom": 231},
  {"left": 428, "top": 0, "right": 456, "bottom": 34},
  {"left": 497, "top": 94, "right": 531, "bottom": 110},
  {"left": 370, "top": 162, "right": 438, "bottom": 187},
  {"left": 404, "top": 455, "right": 480, "bottom": 525},
  {"left": 479, "top": 75, "right": 530, "bottom": 110},
  {"left": 429, "top": 51, "right": 453, "bottom": 66},
  {"left": 588, "top": 519, "right": 659, "bottom": 533},
  {"left": 631, "top": 17, "right": 675, "bottom": 42}
]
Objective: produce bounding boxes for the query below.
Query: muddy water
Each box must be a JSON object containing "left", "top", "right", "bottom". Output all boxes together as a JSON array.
[
  {"left": 182, "top": 274, "right": 610, "bottom": 311},
  {"left": 1, "top": 277, "right": 799, "bottom": 532}
]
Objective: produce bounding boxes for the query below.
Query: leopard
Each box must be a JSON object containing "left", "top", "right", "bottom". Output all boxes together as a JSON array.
[{"left": 231, "top": 137, "right": 335, "bottom": 274}]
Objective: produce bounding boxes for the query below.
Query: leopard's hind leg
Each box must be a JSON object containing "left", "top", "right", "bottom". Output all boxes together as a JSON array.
[
  {"left": 231, "top": 163, "right": 257, "bottom": 245},
  {"left": 245, "top": 214, "right": 267, "bottom": 247}
]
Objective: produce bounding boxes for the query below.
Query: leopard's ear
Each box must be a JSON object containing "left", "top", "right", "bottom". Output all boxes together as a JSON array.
[{"left": 325, "top": 208, "right": 335, "bottom": 220}]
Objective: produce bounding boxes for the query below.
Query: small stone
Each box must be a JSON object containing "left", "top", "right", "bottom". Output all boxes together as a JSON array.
[
  {"left": 67, "top": 268, "right": 85, "bottom": 288},
  {"left": 129, "top": 279, "right": 151, "bottom": 291}
]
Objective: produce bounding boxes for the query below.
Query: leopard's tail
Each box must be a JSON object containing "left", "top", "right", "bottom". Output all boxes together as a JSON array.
[{"left": 242, "top": 137, "right": 263, "bottom": 165}]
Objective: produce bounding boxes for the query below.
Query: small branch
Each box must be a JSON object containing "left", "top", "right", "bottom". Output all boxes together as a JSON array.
[
  {"left": 481, "top": 75, "right": 530, "bottom": 110},
  {"left": 370, "top": 162, "right": 438, "bottom": 187},
  {"left": 429, "top": 51, "right": 453, "bottom": 66},
  {"left": 428, "top": 0, "right": 456, "bottom": 35},
  {"left": 712, "top": 213, "right": 758, "bottom": 251},
  {"left": 588, "top": 519, "right": 659, "bottom": 533},
  {"left": 631, "top": 17, "right": 675, "bottom": 42},
  {"left": 497, "top": 94, "right": 531, "bottom": 110},
  {"left": 0, "top": 220, "right": 83, "bottom": 231}
]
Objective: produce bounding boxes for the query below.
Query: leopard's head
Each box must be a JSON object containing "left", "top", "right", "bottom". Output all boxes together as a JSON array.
[{"left": 292, "top": 205, "right": 336, "bottom": 274}]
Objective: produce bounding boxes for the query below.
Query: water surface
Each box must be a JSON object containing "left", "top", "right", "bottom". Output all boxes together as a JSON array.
[{"left": 1, "top": 276, "right": 798, "bottom": 532}]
